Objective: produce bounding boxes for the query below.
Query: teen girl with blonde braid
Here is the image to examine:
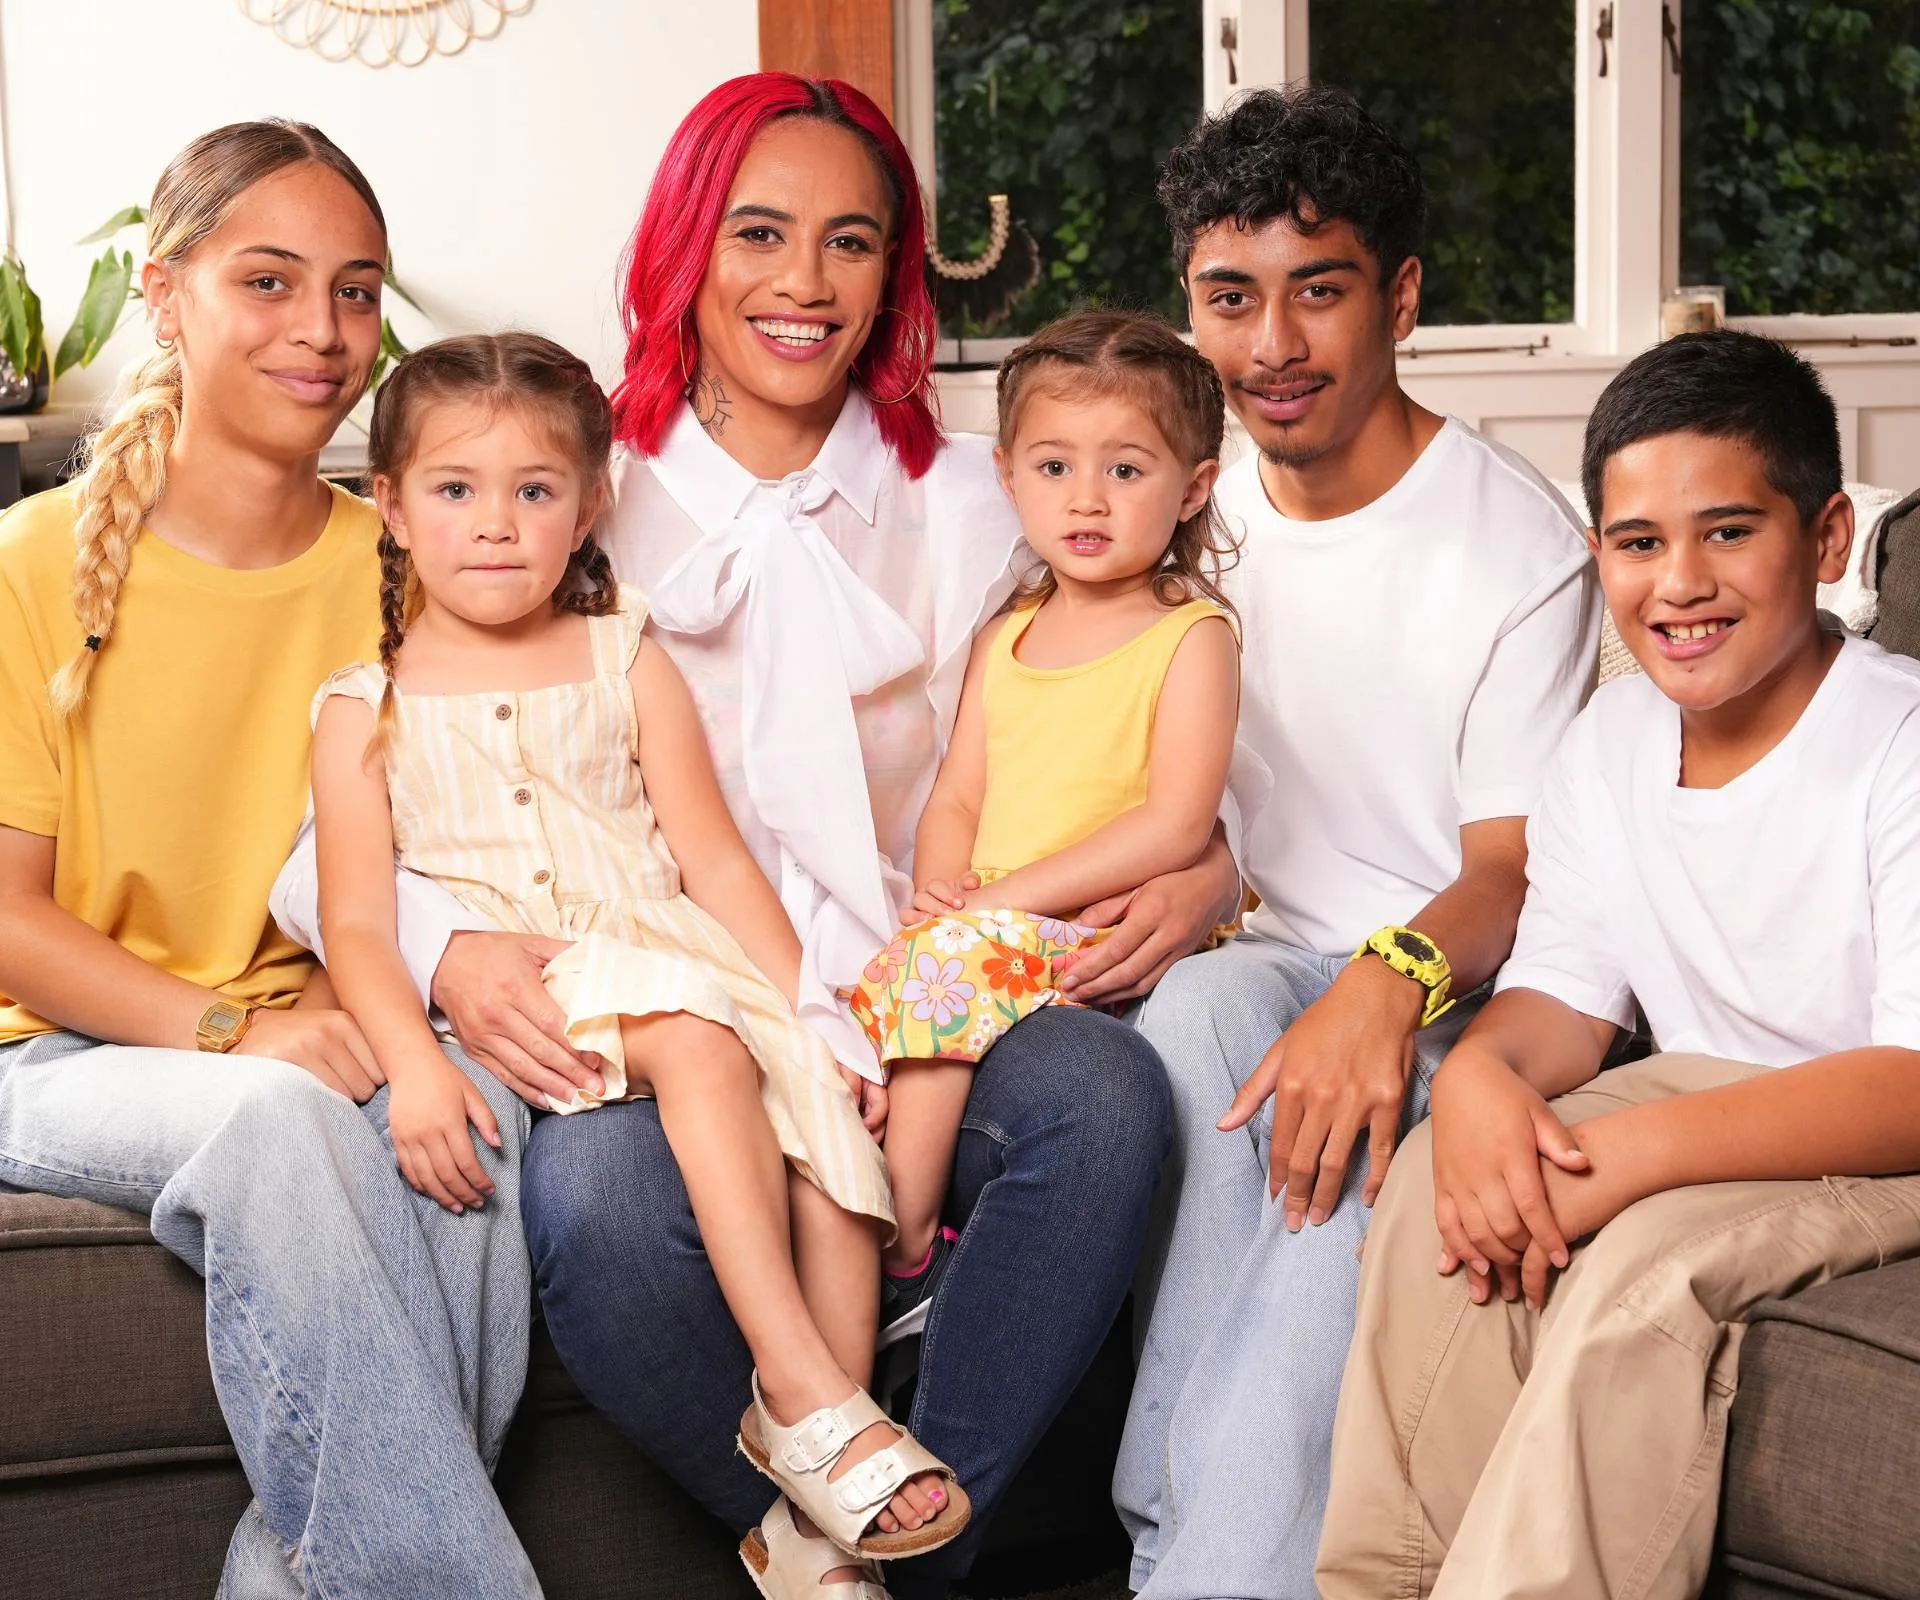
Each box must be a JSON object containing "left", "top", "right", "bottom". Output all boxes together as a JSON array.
[{"left": 0, "top": 123, "right": 541, "bottom": 1597}]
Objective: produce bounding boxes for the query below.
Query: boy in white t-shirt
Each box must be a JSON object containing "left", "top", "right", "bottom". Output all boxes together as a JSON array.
[{"left": 1319, "top": 331, "right": 1920, "bottom": 1600}]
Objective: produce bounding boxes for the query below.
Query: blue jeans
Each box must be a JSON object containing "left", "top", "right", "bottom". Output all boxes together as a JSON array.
[
  {"left": 1115, "top": 935, "right": 1470, "bottom": 1600},
  {"left": 522, "top": 1004, "right": 1171, "bottom": 1598},
  {"left": 0, "top": 1029, "right": 537, "bottom": 1600}
]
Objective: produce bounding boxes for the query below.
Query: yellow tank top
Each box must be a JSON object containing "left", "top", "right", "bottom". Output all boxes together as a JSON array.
[{"left": 970, "top": 597, "right": 1230, "bottom": 877}]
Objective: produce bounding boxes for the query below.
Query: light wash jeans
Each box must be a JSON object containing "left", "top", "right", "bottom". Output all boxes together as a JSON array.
[
  {"left": 1116, "top": 933, "right": 1475, "bottom": 1600},
  {"left": 0, "top": 1028, "right": 538, "bottom": 1599}
]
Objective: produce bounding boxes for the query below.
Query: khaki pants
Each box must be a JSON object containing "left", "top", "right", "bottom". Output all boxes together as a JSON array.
[{"left": 1317, "top": 1053, "right": 1920, "bottom": 1600}]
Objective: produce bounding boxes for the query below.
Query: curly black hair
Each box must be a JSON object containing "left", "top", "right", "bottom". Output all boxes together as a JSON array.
[{"left": 1158, "top": 83, "right": 1427, "bottom": 283}]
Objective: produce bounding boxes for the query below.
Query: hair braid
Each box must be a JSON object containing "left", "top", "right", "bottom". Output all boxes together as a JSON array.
[
  {"left": 369, "top": 529, "right": 414, "bottom": 752},
  {"left": 557, "top": 535, "right": 619, "bottom": 617},
  {"left": 46, "top": 350, "right": 183, "bottom": 718}
]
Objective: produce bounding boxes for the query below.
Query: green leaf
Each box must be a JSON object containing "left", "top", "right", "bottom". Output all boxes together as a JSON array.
[
  {"left": 53, "top": 248, "right": 135, "bottom": 377},
  {"left": 0, "top": 255, "right": 45, "bottom": 379},
  {"left": 383, "top": 269, "right": 427, "bottom": 317},
  {"left": 76, "top": 205, "right": 147, "bottom": 245},
  {"left": 369, "top": 315, "right": 412, "bottom": 390}
]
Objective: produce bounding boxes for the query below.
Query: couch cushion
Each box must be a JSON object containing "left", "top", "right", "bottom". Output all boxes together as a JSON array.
[
  {"left": 1719, "top": 1257, "right": 1920, "bottom": 1600},
  {"left": 0, "top": 1192, "right": 230, "bottom": 1477},
  {"left": 1871, "top": 486, "right": 1920, "bottom": 661}
]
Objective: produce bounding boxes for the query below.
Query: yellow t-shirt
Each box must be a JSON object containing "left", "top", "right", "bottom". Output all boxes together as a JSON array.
[
  {"left": 0, "top": 481, "right": 383, "bottom": 1043},
  {"left": 970, "top": 597, "right": 1232, "bottom": 877}
]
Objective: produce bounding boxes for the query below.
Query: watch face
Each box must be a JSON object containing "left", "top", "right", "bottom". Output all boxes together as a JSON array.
[
  {"left": 205, "top": 1004, "right": 243, "bottom": 1038},
  {"left": 1391, "top": 930, "right": 1439, "bottom": 964}
]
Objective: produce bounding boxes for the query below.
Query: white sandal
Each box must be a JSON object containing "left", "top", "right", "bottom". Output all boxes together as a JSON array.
[
  {"left": 740, "top": 1496, "right": 890, "bottom": 1600},
  {"left": 736, "top": 1373, "right": 972, "bottom": 1559}
]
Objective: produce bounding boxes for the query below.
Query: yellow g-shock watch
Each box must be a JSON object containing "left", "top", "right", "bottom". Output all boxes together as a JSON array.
[{"left": 1351, "top": 926, "right": 1455, "bottom": 1027}]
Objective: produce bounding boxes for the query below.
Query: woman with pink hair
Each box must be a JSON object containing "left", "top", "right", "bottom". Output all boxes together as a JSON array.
[{"left": 276, "top": 72, "right": 1240, "bottom": 1599}]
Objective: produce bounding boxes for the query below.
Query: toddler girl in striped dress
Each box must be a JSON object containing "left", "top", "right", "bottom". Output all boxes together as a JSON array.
[{"left": 310, "top": 334, "right": 968, "bottom": 1579}]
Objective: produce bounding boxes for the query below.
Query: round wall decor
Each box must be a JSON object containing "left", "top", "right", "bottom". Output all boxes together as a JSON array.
[{"left": 237, "top": 0, "right": 533, "bottom": 68}]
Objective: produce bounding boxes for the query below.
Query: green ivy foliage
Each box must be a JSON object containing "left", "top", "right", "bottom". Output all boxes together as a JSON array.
[
  {"left": 1307, "top": 1, "right": 1576, "bottom": 326},
  {"left": 1681, "top": 0, "right": 1920, "bottom": 314},
  {"left": 932, "top": 0, "right": 1919, "bottom": 339},
  {"left": 933, "top": 0, "right": 1203, "bottom": 336},
  {"left": 933, "top": 0, "right": 1580, "bottom": 335}
]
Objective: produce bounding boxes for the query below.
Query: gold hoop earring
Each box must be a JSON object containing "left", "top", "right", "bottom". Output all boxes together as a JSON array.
[
  {"left": 858, "top": 310, "right": 936, "bottom": 407},
  {"left": 676, "top": 319, "right": 695, "bottom": 389}
]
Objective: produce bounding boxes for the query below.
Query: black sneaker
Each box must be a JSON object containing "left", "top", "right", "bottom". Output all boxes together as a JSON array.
[{"left": 879, "top": 1226, "right": 960, "bottom": 1348}]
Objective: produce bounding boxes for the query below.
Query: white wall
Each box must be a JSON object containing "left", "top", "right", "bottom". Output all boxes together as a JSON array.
[{"left": 0, "top": 0, "right": 760, "bottom": 404}]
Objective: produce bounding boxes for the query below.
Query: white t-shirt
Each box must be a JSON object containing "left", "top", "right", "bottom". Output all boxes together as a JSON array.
[
  {"left": 1219, "top": 418, "right": 1600, "bottom": 956},
  {"left": 1497, "top": 636, "right": 1920, "bottom": 1066}
]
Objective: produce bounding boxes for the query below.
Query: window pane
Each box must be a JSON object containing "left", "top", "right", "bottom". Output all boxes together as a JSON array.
[
  {"left": 1309, "top": 1, "right": 1576, "bottom": 325},
  {"left": 1681, "top": 0, "right": 1920, "bottom": 315},
  {"left": 933, "top": 1, "right": 1202, "bottom": 337}
]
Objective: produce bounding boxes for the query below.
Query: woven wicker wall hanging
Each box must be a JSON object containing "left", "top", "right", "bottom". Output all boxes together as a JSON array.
[{"left": 237, "top": 0, "right": 533, "bottom": 68}]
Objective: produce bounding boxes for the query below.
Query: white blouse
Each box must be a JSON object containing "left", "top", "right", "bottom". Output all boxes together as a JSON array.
[{"left": 271, "top": 392, "right": 1020, "bottom": 1082}]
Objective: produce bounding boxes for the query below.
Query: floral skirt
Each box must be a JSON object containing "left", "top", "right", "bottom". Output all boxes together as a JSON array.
[{"left": 848, "top": 905, "right": 1107, "bottom": 1068}]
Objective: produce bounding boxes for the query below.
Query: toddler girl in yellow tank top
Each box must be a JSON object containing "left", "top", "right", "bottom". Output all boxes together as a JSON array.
[{"left": 851, "top": 310, "right": 1242, "bottom": 1336}]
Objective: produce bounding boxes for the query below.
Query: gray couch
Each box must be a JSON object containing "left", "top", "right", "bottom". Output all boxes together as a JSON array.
[
  {"left": 7, "top": 489, "right": 1920, "bottom": 1600},
  {"left": 0, "top": 1191, "right": 1133, "bottom": 1599}
]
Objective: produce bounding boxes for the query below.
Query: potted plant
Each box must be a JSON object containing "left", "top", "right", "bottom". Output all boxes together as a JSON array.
[{"left": 0, "top": 206, "right": 147, "bottom": 414}]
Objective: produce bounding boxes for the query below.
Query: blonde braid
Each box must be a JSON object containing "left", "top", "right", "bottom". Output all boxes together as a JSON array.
[{"left": 47, "top": 349, "right": 183, "bottom": 718}]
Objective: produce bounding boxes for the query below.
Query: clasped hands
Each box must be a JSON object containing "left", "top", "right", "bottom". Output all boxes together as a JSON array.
[{"left": 1429, "top": 1047, "right": 1656, "bottom": 1309}]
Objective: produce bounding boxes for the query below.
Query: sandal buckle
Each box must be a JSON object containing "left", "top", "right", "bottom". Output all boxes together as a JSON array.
[
  {"left": 781, "top": 1408, "right": 853, "bottom": 1473},
  {"left": 832, "top": 1447, "right": 905, "bottom": 1515}
]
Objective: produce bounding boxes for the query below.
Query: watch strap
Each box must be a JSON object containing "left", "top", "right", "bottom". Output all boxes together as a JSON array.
[{"left": 1351, "top": 926, "right": 1455, "bottom": 1028}]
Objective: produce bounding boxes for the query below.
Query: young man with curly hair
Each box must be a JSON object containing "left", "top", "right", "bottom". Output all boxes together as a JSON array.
[{"left": 1102, "top": 85, "right": 1601, "bottom": 1599}]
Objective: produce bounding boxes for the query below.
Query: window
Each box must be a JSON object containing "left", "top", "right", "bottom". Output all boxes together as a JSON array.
[
  {"left": 1308, "top": 1, "right": 1577, "bottom": 327},
  {"left": 900, "top": 0, "right": 1920, "bottom": 366},
  {"left": 1680, "top": 0, "right": 1920, "bottom": 317},
  {"left": 928, "top": 0, "right": 1203, "bottom": 339}
]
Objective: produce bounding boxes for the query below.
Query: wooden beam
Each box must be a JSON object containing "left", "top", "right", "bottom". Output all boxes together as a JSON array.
[{"left": 759, "top": 0, "right": 895, "bottom": 121}]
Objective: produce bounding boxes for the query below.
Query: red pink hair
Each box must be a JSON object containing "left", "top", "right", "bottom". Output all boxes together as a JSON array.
[{"left": 610, "top": 73, "right": 943, "bottom": 479}]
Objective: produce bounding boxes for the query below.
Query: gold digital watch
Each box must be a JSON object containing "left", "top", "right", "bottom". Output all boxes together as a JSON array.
[{"left": 196, "top": 998, "right": 257, "bottom": 1054}]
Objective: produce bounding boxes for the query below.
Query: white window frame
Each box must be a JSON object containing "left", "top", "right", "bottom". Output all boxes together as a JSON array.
[{"left": 902, "top": 0, "right": 1920, "bottom": 368}]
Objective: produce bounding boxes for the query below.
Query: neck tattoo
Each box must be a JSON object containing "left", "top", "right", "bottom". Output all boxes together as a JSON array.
[{"left": 690, "top": 364, "right": 733, "bottom": 440}]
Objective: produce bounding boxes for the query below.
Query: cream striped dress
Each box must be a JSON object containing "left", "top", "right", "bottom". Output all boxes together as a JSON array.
[{"left": 314, "top": 592, "right": 893, "bottom": 1230}]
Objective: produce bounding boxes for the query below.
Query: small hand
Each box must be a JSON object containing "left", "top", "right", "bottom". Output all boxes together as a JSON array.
[
  {"left": 239, "top": 1007, "right": 386, "bottom": 1103},
  {"left": 388, "top": 1056, "right": 503, "bottom": 1213},
  {"left": 861, "top": 1078, "right": 889, "bottom": 1140},
  {"left": 840, "top": 1064, "right": 889, "bottom": 1138},
  {"left": 909, "top": 874, "right": 980, "bottom": 922},
  {"left": 1218, "top": 957, "right": 1419, "bottom": 1226},
  {"left": 1057, "top": 845, "right": 1241, "bottom": 1004},
  {"left": 431, "top": 930, "right": 605, "bottom": 1110},
  {"left": 1430, "top": 1047, "right": 1587, "bottom": 1306},
  {"left": 1453, "top": 1112, "right": 1645, "bottom": 1309}
]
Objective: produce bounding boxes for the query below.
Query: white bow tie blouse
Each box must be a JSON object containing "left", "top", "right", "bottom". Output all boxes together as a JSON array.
[{"left": 271, "top": 392, "right": 1020, "bottom": 1085}]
